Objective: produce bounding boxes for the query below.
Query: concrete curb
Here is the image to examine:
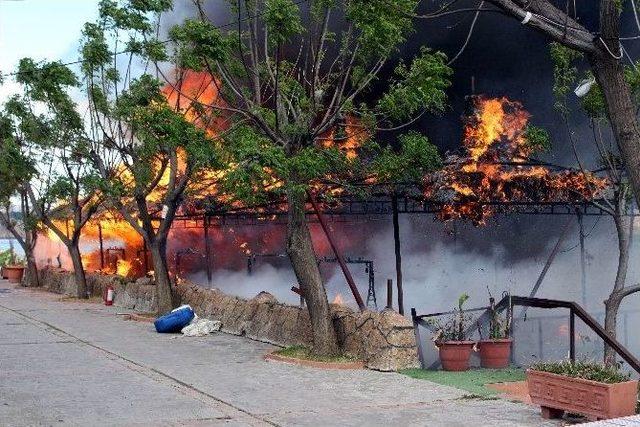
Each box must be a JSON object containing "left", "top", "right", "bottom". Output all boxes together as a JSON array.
[{"left": 264, "top": 351, "right": 365, "bottom": 370}]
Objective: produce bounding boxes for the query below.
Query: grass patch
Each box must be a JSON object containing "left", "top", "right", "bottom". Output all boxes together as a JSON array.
[
  {"left": 401, "top": 368, "right": 526, "bottom": 397},
  {"left": 456, "top": 394, "right": 499, "bottom": 401},
  {"left": 274, "top": 345, "right": 360, "bottom": 363}
]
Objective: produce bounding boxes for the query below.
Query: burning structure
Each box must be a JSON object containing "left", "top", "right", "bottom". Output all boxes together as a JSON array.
[
  {"left": 34, "top": 87, "right": 609, "bottom": 314},
  {"left": 425, "top": 97, "right": 607, "bottom": 224}
]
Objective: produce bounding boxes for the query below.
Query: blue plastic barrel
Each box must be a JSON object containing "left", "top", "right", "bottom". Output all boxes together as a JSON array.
[{"left": 154, "top": 306, "right": 195, "bottom": 333}]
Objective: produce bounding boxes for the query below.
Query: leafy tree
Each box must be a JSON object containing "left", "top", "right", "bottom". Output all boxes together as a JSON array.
[
  {"left": 80, "top": 0, "right": 224, "bottom": 313},
  {"left": 0, "top": 116, "right": 39, "bottom": 286},
  {"left": 550, "top": 43, "right": 640, "bottom": 366},
  {"left": 3, "top": 59, "right": 104, "bottom": 298},
  {"left": 160, "top": 0, "right": 452, "bottom": 355}
]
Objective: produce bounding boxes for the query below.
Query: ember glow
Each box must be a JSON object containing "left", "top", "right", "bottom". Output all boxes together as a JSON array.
[
  {"left": 332, "top": 293, "right": 345, "bottom": 305},
  {"left": 319, "top": 115, "right": 368, "bottom": 160},
  {"left": 425, "top": 96, "right": 607, "bottom": 224},
  {"left": 162, "top": 70, "right": 229, "bottom": 138}
]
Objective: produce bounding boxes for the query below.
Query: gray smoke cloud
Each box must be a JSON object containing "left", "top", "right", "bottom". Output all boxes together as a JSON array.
[{"left": 170, "top": 1, "right": 640, "bottom": 366}]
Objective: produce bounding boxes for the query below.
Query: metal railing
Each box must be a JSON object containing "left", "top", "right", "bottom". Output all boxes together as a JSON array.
[{"left": 411, "top": 295, "right": 640, "bottom": 374}]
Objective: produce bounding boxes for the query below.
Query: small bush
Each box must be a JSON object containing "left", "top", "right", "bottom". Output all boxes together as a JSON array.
[
  {"left": 531, "top": 360, "right": 630, "bottom": 384},
  {"left": 0, "top": 249, "right": 16, "bottom": 267}
]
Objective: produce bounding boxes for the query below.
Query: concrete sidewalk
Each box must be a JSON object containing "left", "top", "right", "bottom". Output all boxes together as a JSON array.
[{"left": 0, "top": 280, "right": 555, "bottom": 426}]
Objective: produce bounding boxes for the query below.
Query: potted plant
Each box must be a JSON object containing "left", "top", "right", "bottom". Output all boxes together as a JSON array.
[
  {"left": 0, "top": 249, "right": 12, "bottom": 279},
  {"left": 433, "top": 293, "right": 476, "bottom": 371},
  {"left": 528, "top": 360, "right": 638, "bottom": 420},
  {"left": 1, "top": 249, "right": 25, "bottom": 283},
  {"left": 477, "top": 293, "right": 512, "bottom": 368}
]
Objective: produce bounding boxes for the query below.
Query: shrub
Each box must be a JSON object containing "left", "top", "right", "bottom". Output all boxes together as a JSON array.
[
  {"left": 0, "top": 249, "right": 14, "bottom": 267},
  {"left": 432, "top": 293, "right": 474, "bottom": 342},
  {"left": 531, "top": 360, "right": 631, "bottom": 384}
]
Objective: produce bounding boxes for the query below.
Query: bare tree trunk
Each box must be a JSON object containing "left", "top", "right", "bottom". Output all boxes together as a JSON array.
[
  {"left": 604, "top": 213, "right": 631, "bottom": 366},
  {"left": 149, "top": 238, "right": 173, "bottom": 314},
  {"left": 590, "top": 56, "right": 640, "bottom": 210},
  {"left": 68, "top": 242, "right": 88, "bottom": 299},
  {"left": 23, "top": 229, "right": 39, "bottom": 287},
  {"left": 24, "top": 255, "right": 39, "bottom": 288},
  {"left": 286, "top": 189, "right": 339, "bottom": 356},
  {"left": 604, "top": 296, "right": 622, "bottom": 366}
]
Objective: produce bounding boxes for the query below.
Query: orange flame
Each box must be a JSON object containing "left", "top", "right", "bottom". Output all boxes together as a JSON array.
[
  {"left": 320, "top": 116, "right": 368, "bottom": 160},
  {"left": 332, "top": 293, "right": 345, "bottom": 305},
  {"left": 425, "top": 96, "right": 607, "bottom": 224},
  {"left": 116, "top": 259, "right": 133, "bottom": 277}
]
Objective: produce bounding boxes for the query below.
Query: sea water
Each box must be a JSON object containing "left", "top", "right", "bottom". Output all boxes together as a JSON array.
[{"left": 0, "top": 239, "right": 25, "bottom": 256}]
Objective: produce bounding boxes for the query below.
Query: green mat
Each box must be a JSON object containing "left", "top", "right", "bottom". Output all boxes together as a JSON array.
[{"left": 401, "top": 368, "right": 526, "bottom": 397}]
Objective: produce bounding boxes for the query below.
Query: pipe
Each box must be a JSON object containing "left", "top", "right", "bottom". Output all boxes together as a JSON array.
[
  {"left": 98, "top": 223, "right": 104, "bottom": 271},
  {"left": 387, "top": 279, "right": 393, "bottom": 310},
  {"left": 518, "top": 217, "right": 573, "bottom": 319},
  {"left": 203, "top": 215, "right": 212, "bottom": 284},
  {"left": 577, "top": 211, "right": 587, "bottom": 307}
]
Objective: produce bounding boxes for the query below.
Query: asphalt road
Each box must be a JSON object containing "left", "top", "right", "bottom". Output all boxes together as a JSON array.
[{"left": 0, "top": 280, "right": 556, "bottom": 426}]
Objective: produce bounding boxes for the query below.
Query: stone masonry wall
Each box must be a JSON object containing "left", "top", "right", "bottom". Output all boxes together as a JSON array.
[
  {"left": 35, "top": 268, "right": 419, "bottom": 371},
  {"left": 38, "top": 267, "right": 157, "bottom": 312}
]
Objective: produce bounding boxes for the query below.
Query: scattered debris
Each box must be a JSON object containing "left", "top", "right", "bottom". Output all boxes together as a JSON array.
[{"left": 181, "top": 317, "right": 221, "bottom": 336}]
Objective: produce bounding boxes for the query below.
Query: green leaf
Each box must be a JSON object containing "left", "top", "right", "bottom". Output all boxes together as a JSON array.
[{"left": 377, "top": 48, "right": 452, "bottom": 122}]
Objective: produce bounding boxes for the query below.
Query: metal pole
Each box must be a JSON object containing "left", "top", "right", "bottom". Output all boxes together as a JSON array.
[
  {"left": 392, "top": 193, "right": 404, "bottom": 315},
  {"left": 577, "top": 211, "right": 587, "bottom": 307},
  {"left": 397, "top": 280, "right": 404, "bottom": 316},
  {"left": 569, "top": 310, "right": 576, "bottom": 361},
  {"left": 387, "top": 279, "right": 393, "bottom": 310},
  {"left": 98, "top": 222, "right": 104, "bottom": 271},
  {"left": 411, "top": 308, "right": 426, "bottom": 369},
  {"left": 518, "top": 217, "right": 573, "bottom": 319},
  {"left": 307, "top": 191, "right": 365, "bottom": 311},
  {"left": 203, "top": 215, "right": 212, "bottom": 284},
  {"left": 538, "top": 318, "right": 544, "bottom": 360}
]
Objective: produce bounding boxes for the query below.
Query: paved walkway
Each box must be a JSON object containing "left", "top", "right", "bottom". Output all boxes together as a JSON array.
[
  {"left": 0, "top": 280, "right": 556, "bottom": 426},
  {"left": 582, "top": 416, "right": 640, "bottom": 426}
]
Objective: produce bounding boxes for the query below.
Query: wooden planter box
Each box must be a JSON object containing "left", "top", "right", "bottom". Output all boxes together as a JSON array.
[{"left": 527, "top": 369, "right": 638, "bottom": 421}]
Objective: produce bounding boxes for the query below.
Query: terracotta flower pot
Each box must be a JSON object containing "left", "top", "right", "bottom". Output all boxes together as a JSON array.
[
  {"left": 478, "top": 339, "right": 512, "bottom": 368},
  {"left": 3, "top": 265, "right": 25, "bottom": 283},
  {"left": 527, "top": 369, "right": 639, "bottom": 421},
  {"left": 438, "top": 341, "right": 476, "bottom": 371}
]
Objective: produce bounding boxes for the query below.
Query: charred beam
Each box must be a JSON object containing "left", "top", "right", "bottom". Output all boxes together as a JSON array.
[{"left": 307, "top": 191, "right": 366, "bottom": 311}]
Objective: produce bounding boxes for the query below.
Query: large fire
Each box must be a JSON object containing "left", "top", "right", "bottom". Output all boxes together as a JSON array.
[
  {"left": 35, "top": 77, "right": 601, "bottom": 285},
  {"left": 33, "top": 70, "right": 366, "bottom": 279},
  {"left": 425, "top": 96, "right": 607, "bottom": 224}
]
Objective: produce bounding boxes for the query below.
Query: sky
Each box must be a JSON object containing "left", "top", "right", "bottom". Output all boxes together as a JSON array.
[{"left": 0, "top": 0, "right": 100, "bottom": 98}]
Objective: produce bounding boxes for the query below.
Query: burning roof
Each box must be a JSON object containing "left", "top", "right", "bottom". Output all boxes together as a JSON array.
[{"left": 424, "top": 96, "right": 607, "bottom": 225}]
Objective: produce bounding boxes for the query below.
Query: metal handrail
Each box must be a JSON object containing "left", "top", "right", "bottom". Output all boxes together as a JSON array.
[{"left": 412, "top": 295, "right": 640, "bottom": 374}]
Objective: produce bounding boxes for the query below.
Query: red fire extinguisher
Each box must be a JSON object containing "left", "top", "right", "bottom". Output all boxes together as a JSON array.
[{"left": 104, "top": 285, "right": 114, "bottom": 306}]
